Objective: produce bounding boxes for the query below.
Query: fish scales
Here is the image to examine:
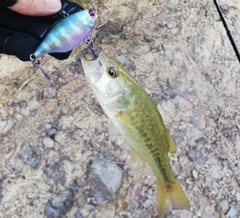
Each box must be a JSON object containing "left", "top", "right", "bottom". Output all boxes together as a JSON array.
[
  {"left": 117, "top": 87, "right": 174, "bottom": 184},
  {"left": 81, "top": 51, "right": 190, "bottom": 218},
  {"left": 32, "top": 9, "right": 98, "bottom": 59}
]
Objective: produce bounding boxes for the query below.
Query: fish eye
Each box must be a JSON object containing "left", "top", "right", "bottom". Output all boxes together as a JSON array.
[
  {"left": 89, "top": 9, "right": 95, "bottom": 17},
  {"left": 107, "top": 67, "right": 118, "bottom": 78}
]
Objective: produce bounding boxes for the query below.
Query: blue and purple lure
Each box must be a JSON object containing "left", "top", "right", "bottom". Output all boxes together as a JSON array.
[{"left": 30, "top": 8, "right": 98, "bottom": 60}]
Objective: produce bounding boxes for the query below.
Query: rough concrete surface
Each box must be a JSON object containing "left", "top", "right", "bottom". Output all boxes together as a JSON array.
[{"left": 0, "top": 0, "right": 240, "bottom": 217}]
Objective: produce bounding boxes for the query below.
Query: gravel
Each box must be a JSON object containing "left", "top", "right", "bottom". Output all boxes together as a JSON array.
[{"left": 0, "top": 0, "right": 240, "bottom": 217}]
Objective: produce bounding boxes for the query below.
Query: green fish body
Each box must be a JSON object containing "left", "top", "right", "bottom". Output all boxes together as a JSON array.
[{"left": 81, "top": 51, "right": 190, "bottom": 217}]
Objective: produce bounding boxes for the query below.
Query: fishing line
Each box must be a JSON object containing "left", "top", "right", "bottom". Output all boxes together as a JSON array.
[{"left": 213, "top": 0, "right": 240, "bottom": 64}]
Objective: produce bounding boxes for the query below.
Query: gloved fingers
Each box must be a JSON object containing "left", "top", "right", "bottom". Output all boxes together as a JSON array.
[
  {"left": 0, "top": 0, "right": 17, "bottom": 7},
  {"left": 0, "top": 7, "right": 52, "bottom": 40},
  {"left": 0, "top": 28, "right": 39, "bottom": 61},
  {"left": 0, "top": 27, "right": 71, "bottom": 61}
]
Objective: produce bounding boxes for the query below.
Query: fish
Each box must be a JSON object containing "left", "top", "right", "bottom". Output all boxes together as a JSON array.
[
  {"left": 81, "top": 51, "right": 190, "bottom": 218},
  {"left": 30, "top": 9, "right": 98, "bottom": 60}
]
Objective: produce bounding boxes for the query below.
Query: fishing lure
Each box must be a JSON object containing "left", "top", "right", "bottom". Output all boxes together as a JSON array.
[{"left": 31, "top": 8, "right": 98, "bottom": 86}]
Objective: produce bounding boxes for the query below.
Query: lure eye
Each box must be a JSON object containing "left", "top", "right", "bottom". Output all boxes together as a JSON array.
[
  {"left": 107, "top": 67, "right": 118, "bottom": 78},
  {"left": 89, "top": 9, "right": 95, "bottom": 17}
]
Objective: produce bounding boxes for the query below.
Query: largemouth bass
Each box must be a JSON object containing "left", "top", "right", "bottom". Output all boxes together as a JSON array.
[{"left": 81, "top": 51, "right": 190, "bottom": 217}]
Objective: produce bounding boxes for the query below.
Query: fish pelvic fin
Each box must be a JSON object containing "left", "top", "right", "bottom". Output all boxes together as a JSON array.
[
  {"left": 130, "top": 147, "right": 144, "bottom": 172},
  {"left": 157, "top": 181, "right": 190, "bottom": 218},
  {"left": 107, "top": 119, "right": 119, "bottom": 139}
]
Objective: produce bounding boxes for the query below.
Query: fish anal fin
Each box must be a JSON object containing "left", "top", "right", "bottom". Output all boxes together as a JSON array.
[
  {"left": 108, "top": 120, "right": 118, "bottom": 138},
  {"left": 130, "top": 147, "right": 145, "bottom": 173},
  {"left": 166, "top": 130, "right": 177, "bottom": 154},
  {"left": 157, "top": 181, "right": 190, "bottom": 218}
]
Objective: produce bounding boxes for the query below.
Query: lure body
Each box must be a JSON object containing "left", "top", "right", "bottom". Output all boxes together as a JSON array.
[
  {"left": 81, "top": 52, "right": 190, "bottom": 218},
  {"left": 32, "top": 9, "right": 98, "bottom": 59}
]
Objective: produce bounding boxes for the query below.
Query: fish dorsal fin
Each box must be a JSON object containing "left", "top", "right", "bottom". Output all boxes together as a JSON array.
[
  {"left": 166, "top": 130, "right": 177, "bottom": 154},
  {"left": 130, "top": 147, "right": 145, "bottom": 172},
  {"left": 108, "top": 119, "right": 119, "bottom": 138}
]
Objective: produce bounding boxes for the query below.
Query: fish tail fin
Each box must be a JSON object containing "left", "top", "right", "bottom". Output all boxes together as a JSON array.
[{"left": 157, "top": 181, "right": 190, "bottom": 218}]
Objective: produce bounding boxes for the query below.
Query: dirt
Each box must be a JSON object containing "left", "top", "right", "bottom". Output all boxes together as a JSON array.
[{"left": 0, "top": 0, "right": 240, "bottom": 217}]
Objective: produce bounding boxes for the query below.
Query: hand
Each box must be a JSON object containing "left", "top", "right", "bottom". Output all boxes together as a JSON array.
[
  {"left": 0, "top": 0, "right": 84, "bottom": 61},
  {"left": 6, "top": 0, "right": 62, "bottom": 16}
]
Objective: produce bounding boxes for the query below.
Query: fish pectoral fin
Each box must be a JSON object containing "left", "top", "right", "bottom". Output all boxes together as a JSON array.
[
  {"left": 130, "top": 147, "right": 145, "bottom": 173},
  {"left": 108, "top": 120, "right": 119, "bottom": 138},
  {"left": 157, "top": 181, "right": 190, "bottom": 218},
  {"left": 166, "top": 130, "right": 177, "bottom": 154}
]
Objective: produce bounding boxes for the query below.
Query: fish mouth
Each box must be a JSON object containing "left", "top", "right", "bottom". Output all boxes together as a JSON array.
[{"left": 80, "top": 48, "right": 106, "bottom": 71}]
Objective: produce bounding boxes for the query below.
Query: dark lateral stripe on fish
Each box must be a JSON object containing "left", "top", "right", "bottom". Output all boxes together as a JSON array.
[{"left": 135, "top": 125, "right": 171, "bottom": 185}]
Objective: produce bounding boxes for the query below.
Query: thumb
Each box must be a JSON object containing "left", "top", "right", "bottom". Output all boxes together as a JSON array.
[{"left": 9, "top": 0, "right": 62, "bottom": 16}]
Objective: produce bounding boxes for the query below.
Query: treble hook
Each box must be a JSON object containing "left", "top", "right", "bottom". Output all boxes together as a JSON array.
[
  {"left": 30, "top": 54, "right": 51, "bottom": 88},
  {"left": 85, "top": 37, "right": 98, "bottom": 60}
]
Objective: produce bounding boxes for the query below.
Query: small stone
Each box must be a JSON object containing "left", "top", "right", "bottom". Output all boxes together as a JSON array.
[
  {"left": 142, "top": 199, "right": 153, "bottom": 208},
  {"left": 90, "top": 159, "right": 124, "bottom": 204},
  {"left": 45, "top": 124, "right": 52, "bottom": 129},
  {"left": 24, "top": 147, "right": 42, "bottom": 169},
  {"left": 105, "top": 20, "right": 123, "bottom": 35},
  {"left": 43, "top": 159, "right": 66, "bottom": 185},
  {"left": 47, "top": 87, "right": 57, "bottom": 98},
  {"left": 236, "top": 192, "right": 240, "bottom": 201},
  {"left": 43, "top": 137, "right": 54, "bottom": 148},
  {"left": 187, "top": 150, "right": 201, "bottom": 162},
  {"left": 96, "top": 20, "right": 123, "bottom": 43},
  {"left": 155, "top": 23, "right": 165, "bottom": 31},
  {"left": 218, "top": 199, "right": 229, "bottom": 214},
  {"left": 74, "top": 207, "right": 89, "bottom": 218},
  {"left": 226, "top": 205, "right": 238, "bottom": 218},
  {"left": 84, "top": 203, "right": 96, "bottom": 211},
  {"left": 58, "top": 77, "right": 66, "bottom": 84},
  {"left": 19, "top": 100, "right": 28, "bottom": 108},
  {"left": 47, "top": 128, "right": 57, "bottom": 140},
  {"left": 45, "top": 189, "right": 74, "bottom": 218},
  {"left": 73, "top": 208, "right": 83, "bottom": 218},
  {"left": 186, "top": 178, "right": 193, "bottom": 185},
  {"left": 220, "top": 4, "right": 229, "bottom": 14},
  {"left": 144, "top": 35, "right": 153, "bottom": 43},
  {"left": 10, "top": 101, "right": 20, "bottom": 107},
  {"left": 192, "top": 169, "right": 198, "bottom": 180},
  {"left": 166, "top": 21, "right": 176, "bottom": 29},
  {"left": 127, "top": 62, "right": 136, "bottom": 72},
  {"left": 10, "top": 156, "right": 23, "bottom": 171},
  {"left": 118, "top": 55, "right": 126, "bottom": 64},
  {"left": 170, "top": 91, "right": 177, "bottom": 99}
]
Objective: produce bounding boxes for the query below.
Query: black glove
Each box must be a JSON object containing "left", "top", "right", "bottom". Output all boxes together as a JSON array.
[{"left": 0, "top": 0, "right": 84, "bottom": 61}]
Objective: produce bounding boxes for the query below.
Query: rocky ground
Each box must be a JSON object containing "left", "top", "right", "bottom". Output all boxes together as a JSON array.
[{"left": 0, "top": 0, "right": 240, "bottom": 217}]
